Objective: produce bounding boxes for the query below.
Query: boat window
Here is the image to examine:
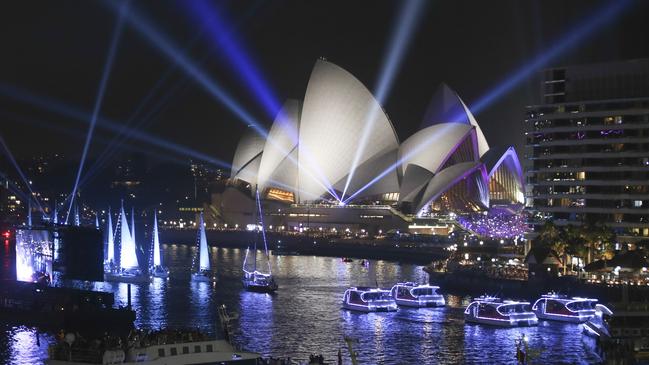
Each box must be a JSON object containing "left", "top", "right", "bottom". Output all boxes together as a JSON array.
[
  {"left": 158, "top": 348, "right": 165, "bottom": 357},
  {"left": 349, "top": 291, "right": 362, "bottom": 302},
  {"left": 362, "top": 292, "right": 390, "bottom": 301},
  {"left": 567, "top": 301, "right": 594, "bottom": 311},
  {"left": 170, "top": 347, "right": 177, "bottom": 356},
  {"left": 412, "top": 287, "right": 435, "bottom": 296},
  {"left": 182, "top": 346, "right": 189, "bottom": 354},
  {"left": 206, "top": 344, "right": 213, "bottom": 352},
  {"left": 194, "top": 345, "right": 201, "bottom": 353},
  {"left": 499, "top": 304, "right": 530, "bottom": 314}
]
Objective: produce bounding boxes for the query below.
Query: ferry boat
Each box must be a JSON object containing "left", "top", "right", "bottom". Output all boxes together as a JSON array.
[
  {"left": 46, "top": 334, "right": 261, "bottom": 364},
  {"left": 583, "top": 302, "right": 649, "bottom": 362},
  {"left": 464, "top": 296, "right": 538, "bottom": 327},
  {"left": 191, "top": 213, "right": 217, "bottom": 282},
  {"left": 148, "top": 212, "right": 169, "bottom": 279},
  {"left": 342, "top": 287, "right": 398, "bottom": 312},
  {"left": 390, "top": 282, "right": 445, "bottom": 307},
  {"left": 104, "top": 203, "right": 150, "bottom": 284},
  {"left": 242, "top": 191, "right": 277, "bottom": 293},
  {"left": 532, "top": 293, "right": 596, "bottom": 323}
]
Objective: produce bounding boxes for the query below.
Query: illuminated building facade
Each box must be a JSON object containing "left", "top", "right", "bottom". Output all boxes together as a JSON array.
[
  {"left": 525, "top": 59, "right": 649, "bottom": 243},
  {"left": 223, "top": 59, "right": 524, "bottom": 233}
]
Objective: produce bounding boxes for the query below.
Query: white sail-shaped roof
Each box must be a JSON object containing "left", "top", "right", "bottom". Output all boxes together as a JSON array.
[
  {"left": 398, "top": 123, "right": 474, "bottom": 175},
  {"left": 415, "top": 162, "right": 489, "bottom": 213},
  {"left": 421, "top": 84, "right": 489, "bottom": 156},
  {"left": 230, "top": 127, "right": 265, "bottom": 181},
  {"left": 119, "top": 205, "right": 138, "bottom": 269},
  {"left": 298, "top": 59, "right": 399, "bottom": 201},
  {"left": 256, "top": 99, "right": 300, "bottom": 194},
  {"left": 234, "top": 153, "right": 262, "bottom": 190}
]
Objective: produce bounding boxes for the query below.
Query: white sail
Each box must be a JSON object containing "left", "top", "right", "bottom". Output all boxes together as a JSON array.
[
  {"left": 130, "top": 207, "right": 136, "bottom": 245},
  {"left": 120, "top": 204, "right": 138, "bottom": 269},
  {"left": 152, "top": 211, "right": 161, "bottom": 267},
  {"left": 198, "top": 213, "right": 209, "bottom": 271},
  {"left": 107, "top": 207, "right": 114, "bottom": 262}
]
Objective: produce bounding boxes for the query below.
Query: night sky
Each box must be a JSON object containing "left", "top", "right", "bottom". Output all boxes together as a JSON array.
[{"left": 1, "top": 0, "right": 648, "bottom": 170}]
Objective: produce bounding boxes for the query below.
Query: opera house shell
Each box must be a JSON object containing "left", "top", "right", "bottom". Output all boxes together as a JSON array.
[{"left": 226, "top": 59, "right": 523, "bottom": 220}]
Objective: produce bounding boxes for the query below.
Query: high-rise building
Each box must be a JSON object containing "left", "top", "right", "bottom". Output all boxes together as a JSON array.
[{"left": 524, "top": 59, "right": 649, "bottom": 244}]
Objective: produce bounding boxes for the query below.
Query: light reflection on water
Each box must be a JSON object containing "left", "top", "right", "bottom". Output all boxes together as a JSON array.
[{"left": 0, "top": 246, "right": 599, "bottom": 364}]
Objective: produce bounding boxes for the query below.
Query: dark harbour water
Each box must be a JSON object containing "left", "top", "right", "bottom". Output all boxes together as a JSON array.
[{"left": 1, "top": 244, "right": 602, "bottom": 364}]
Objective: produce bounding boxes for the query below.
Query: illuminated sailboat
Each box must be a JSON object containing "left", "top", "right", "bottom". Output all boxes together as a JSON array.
[
  {"left": 104, "top": 202, "right": 149, "bottom": 283},
  {"left": 242, "top": 190, "right": 278, "bottom": 293},
  {"left": 191, "top": 213, "right": 216, "bottom": 282},
  {"left": 149, "top": 211, "right": 169, "bottom": 279}
]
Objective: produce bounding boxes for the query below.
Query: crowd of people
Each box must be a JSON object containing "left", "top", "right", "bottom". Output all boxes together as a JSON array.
[{"left": 451, "top": 263, "right": 529, "bottom": 281}]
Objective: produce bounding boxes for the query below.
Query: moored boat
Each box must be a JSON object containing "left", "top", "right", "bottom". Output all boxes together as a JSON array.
[
  {"left": 464, "top": 296, "right": 538, "bottom": 327},
  {"left": 583, "top": 302, "right": 649, "bottom": 362},
  {"left": 532, "top": 293, "right": 596, "bottom": 323},
  {"left": 342, "top": 287, "right": 398, "bottom": 312},
  {"left": 390, "top": 282, "right": 445, "bottom": 307}
]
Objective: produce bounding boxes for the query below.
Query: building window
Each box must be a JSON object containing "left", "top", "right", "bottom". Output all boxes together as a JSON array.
[
  {"left": 182, "top": 346, "right": 189, "bottom": 354},
  {"left": 634, "top": 200, "right": 643, "bottom": 208},
  {"left": 170, "top": 347, "right": 177, "bottom": 356},
  {"left": 158, "top": 348, "right": 165, "bottom": 357},
  {"left": 194, "top": 345, "right": 201, "bottom": 353},
  {"left": 206, "top": 344, "right": 213, "bottom": 352}
]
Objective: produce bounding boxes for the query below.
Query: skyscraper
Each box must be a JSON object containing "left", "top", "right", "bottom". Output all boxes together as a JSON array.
[{"left": 525, "top": 59, "right": 649, "bottom": 245}]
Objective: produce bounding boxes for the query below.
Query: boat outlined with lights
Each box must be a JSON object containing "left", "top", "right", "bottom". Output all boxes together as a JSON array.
[
  {"left": 242, "top": 270, "right": 278, "bottom": 293},
  {"left": 342, "top": 287, "right": 398, "bottom": 312},
  {"left": 191, "top": 213, "right": 217, "bottom": 282},
  {"left": 532, "top": 293, "right": 597, "bottom": 323},
  {"left": 104, "top": 202, "right": 150, "bottom": 284},
  {"left": 464, "top": 296, "right": 538, "bottom": 327},
  {"left": 390, "top": 282, "right": 445, "bottom": 307},
  {"left": 105, "top": 267, "right": 151, "bottom": 284},
  {"left": 148, "top": 211, "right": 169, "bottom": 279},
  {"left": 242, "top": 190, "right": 278, "bottom": 293}
]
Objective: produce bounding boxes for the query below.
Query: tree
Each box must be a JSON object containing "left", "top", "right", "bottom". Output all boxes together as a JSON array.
[{"left": 536, "top": 221, "right": 568, "bottom": 274}]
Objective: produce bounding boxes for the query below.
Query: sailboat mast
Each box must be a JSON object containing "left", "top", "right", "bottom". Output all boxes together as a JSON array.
[
  {"left": 255, "top": 190, "right": 271, "bottom": 275},
  {"left": 253, "top": 197, "right": 257, "bottom": 272}
]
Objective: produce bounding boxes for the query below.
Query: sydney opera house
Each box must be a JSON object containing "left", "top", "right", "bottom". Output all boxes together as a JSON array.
[{"left": 219, "top": 59, "right": 524, "bottom": 235}]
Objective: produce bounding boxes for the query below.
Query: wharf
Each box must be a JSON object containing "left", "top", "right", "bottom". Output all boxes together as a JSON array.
[
  {"left": 425, "top": 268, "right": 649, "bottom": 303},
  {"left": 161, "top": 228, "right": 451, "bottom": 264}
]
